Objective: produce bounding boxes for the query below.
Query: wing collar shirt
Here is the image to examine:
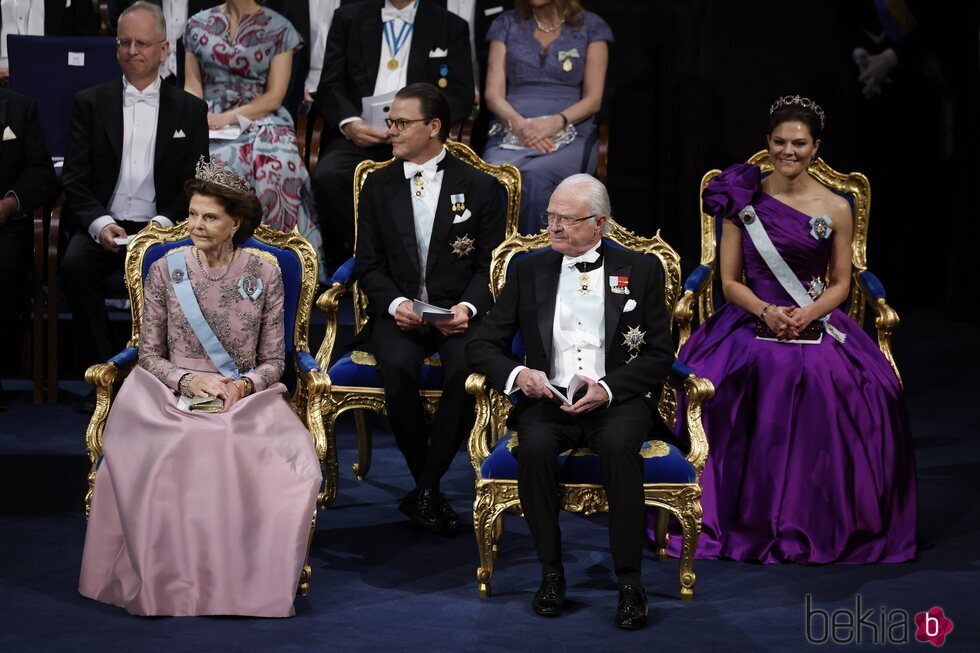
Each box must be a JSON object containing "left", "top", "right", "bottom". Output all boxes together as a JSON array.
[
  {"left": 0, "top": 0, "right": 44, "bottom": 69},
  {"left": 306, "top": 0, "right": 340, "bottom": 93},
  {"left": 89, "top": 76, "right": 173, "bottom": 241}
]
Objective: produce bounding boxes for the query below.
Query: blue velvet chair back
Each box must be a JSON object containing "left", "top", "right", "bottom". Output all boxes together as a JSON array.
[{"left": 7, "top": 36, "right": 121, "bottom": 158}]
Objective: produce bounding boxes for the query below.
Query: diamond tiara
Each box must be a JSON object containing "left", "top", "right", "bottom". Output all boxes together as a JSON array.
[
  {"left": 769, "top": 95, "right": 825, "bottom": 129},
  {"left": 194, "top": 156, "right": 251, "bottom": 194}
]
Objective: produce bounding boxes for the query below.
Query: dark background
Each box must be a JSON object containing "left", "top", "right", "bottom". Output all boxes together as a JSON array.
[{"left": 580, "top": 0, "right": 978, "bottom": 320}]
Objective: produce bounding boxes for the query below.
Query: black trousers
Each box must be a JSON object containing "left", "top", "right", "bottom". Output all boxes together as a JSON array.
[
  {"left": 0, "top": 215, "right": 31, "bottom": 371},
  {"left": 513, "top": 397, "right": 652, "bottom": 586},
  {"left": 60, "top": 220, "right": 147, "bottom": 368},
  {"left": 312, "top": 136, "right": 392, "bottom": 268},
  {"left": 370, "top": 315, "right": 477, "bottom": 493}
]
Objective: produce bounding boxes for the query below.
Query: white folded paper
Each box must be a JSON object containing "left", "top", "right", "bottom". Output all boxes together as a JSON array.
[
  {"left": 546, "top": 374, "right": 588, "bottom": 405},
  {"left": 209, "top": 115, "right": 253, "bottom": 140},
  {"left": 361, "top": 90, "right": 397, "bottom": 131},
  {"left": 412, "top": 298, "right": 454, "bottom": 323}
]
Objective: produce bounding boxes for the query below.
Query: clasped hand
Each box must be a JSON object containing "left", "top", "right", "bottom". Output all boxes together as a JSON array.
[
  {"left": 186, "top": 373, "right": 245, "bottom": 412},
  {"left": 764, "top": 305, "right": 816, "bottom": 340},
  {"left": 513, "top": 115, "right": 562, "bottom": 153},
  {"left": 394, "top": 301, "right": 471, "bottom": 336},
  {"left": 515, "top": 369, "right": 608, "bottom": 415}
]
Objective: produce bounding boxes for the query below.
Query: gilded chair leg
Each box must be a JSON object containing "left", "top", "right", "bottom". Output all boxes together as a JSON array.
[
  {"left": 318, "top": 415, "right": 339, "bottom": 509},
  {"left": 474, "top": 488, "right": 507, "bottom": 598},
  {"left": 491, "top": 514, "right": 504, "bottom": 560},
  {"left": 677, "top": 503, "right": 702, "bottom": 601},
  {"left": 352, "top": 409, "right": 373, "bottom": 480},
  {"left": 653, "top": 508, "right": 670, "bottom": 561},
  {"left": 297, "top": 508, "right": 318, "bottom": 596}
]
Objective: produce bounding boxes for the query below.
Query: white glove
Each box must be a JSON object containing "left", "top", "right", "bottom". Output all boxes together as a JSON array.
[{"left": 855, "top": 47, "right": 899, "bottom": 99}]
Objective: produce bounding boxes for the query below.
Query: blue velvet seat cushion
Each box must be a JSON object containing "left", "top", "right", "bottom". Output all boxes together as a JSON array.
[
  {"left": 328, "top": 353, "right": 445, "bottom": 390},
  {"left": 481, "top": 433, "right": 696, "bottom": 484}
]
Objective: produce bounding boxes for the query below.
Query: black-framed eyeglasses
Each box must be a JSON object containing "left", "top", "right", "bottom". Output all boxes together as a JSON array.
[
  {"left": 116, "top": 38, "right": 168, "bottom": 51},
  {"left": 385, "top": 117, "right": 429, "bottom": 132},
  {"left": 539, "top": 212, "right": 597, "bottom": 228}
]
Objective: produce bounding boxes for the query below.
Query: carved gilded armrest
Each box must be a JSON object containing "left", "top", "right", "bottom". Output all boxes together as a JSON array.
[
  {"left": 294, "top": 351, "right": 331, "bottom": 465},
  {"left": 667, "top": 360, "right": 714, "bottom": 478},
  {"left": 314, "top": 257, "right": 355, "bottom": 369},
  {"left": 465, "top": 373, "right": 494, "bottom": 478},
  {"left": 674, "top": 265, "right": 712, "bottom": 352},
  {"left": 83, "top": 347, "right": 138, "bottom": 465},
  {"left": 857, "top": 269, "right": 902, "bottom": 385}
]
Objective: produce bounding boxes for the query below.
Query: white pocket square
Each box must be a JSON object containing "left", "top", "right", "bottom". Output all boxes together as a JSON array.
[
  {"left": 2, "top": 126, "right": 16, "bottom": 141},
  {"left": 173, "top": 129, "right": 186, "bottom": 138},
  {"left": 623, "top": 299, "right": 637, "bottom": 313},
  {"left": 428, "top": 47, "right": 448, "bottom": 58},
  {"left": 452, "top": 209, "right": 472, "bottom": 224}
]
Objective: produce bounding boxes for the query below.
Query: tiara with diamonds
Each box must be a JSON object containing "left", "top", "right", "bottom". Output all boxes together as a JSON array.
[
  {"left": 769, "top": 95, "right": 825, "bottom": 129},
  {"left": 194, "top": 156, "right": 251, "bottom": 194}
]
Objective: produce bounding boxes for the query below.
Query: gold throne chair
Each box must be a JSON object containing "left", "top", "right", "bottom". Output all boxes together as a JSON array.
[
  {"left": 674, "top": 150, "right": 902, "bottom": 382},
  {"left": 82, "top": 223, "right": 329, "bottom": 595},
  {"left": 313, "top": 140, "right": 520, "bottom": 508},
  {"left": 465, "top": 221, "right": 715, "bottom": 601}
]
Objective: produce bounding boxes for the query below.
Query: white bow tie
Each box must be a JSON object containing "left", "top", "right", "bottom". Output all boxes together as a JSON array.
[
  {"left": 404, "top": 160, "right": 439, "bottom": 181},
  {"left": 124, "top": 86, "right": 160, "bottom": 108},
  {"left": 381, "top": 4, "right": 416, "bottom": 23},
  {"left": 563, "top": 249, "right": 601, "bottom": 268}
]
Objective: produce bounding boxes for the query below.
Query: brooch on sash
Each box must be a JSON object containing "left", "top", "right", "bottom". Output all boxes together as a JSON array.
[
  {"left": 809, "top": 215, "right": 833, "bottom": 240},
  {"left": 807, "top": 276, "right": 826, "bottom": 299},
  {"left": 558, "top": 48, "right": 579, "bottom": 72},
  {"left": 609, "top": 275, "right": 630, "bottom": 295},
  {"left": 740, "top": 206, "right": 758, "bottom": 225},
  {"left": 622, "top": 325, "right": 646, "bottom": 362},
  {"left": 451, "top": 234, "right": 475, "bottom": 257},
  {"left": 171, "top": 268, "right": 185, "bottom": 284},
  {"left": 238, "top": 275, "right": 264, "bottom": 301}
]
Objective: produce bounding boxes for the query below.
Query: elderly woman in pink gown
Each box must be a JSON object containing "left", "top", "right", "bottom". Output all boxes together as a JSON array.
[{"left": 79, "top": 161, "right": 321, "bottom": 617}]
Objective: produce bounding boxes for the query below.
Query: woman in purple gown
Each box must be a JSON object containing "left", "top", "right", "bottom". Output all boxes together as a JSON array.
[
  {"left": 668, "top": 96, "right": 916, "bottom": 564},
  {"left": 79, "top": 161, "right": 321, "bottom": 616},
  {"left": 482, "top": 0, "right": 612, "bottom": 234}
]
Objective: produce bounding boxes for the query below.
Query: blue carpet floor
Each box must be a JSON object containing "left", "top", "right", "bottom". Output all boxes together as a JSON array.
[{"left": 1, "top": 307, "right": 978, "bottom": 652}]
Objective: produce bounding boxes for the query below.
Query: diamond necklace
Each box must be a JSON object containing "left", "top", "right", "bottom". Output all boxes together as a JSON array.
[{"left": 193, "top": 246, "right": 238, "bottom": 282}]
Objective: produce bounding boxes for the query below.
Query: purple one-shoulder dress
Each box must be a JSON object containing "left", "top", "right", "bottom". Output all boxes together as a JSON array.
[{"left": 665, "top": 164, "right": 917, "bottom": 564}]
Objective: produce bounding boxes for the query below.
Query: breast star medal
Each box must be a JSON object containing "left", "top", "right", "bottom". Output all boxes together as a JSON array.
[
  {"left": 807, "top": 276, "right": 826, "bottom": 299},
  {"left": 622, "top": 325, "right": 646, "bottom": 361},
  {"left": 451, "top": 234, "right": 475, "bottom": 257}
]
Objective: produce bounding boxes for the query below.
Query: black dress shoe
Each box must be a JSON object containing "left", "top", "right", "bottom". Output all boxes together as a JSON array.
[
  {"left": 532, "top": 573, "right": 566, "bottom": 616},
  {"left": 399, "top": 489, "right": 449, "bottom": 535},
  {"left": 432, "top": 492, "right": 460, "bottom": 534},
  {"left": 616, "top": 584, "right": 648, "bottom": 630}
]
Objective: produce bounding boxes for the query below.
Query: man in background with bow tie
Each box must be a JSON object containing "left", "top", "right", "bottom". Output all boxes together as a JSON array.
[
  {"left": 354, "top": 83, "right": 504, "bottom": 535},
  {"left": 465, "top": 174, "right": 675, "bottom": 629},
  {"left": 314, "top": 0, "right": 474, "bottom": 270},
  {"left": 61, "top": 1, "right": 207, "bottom": 410}
]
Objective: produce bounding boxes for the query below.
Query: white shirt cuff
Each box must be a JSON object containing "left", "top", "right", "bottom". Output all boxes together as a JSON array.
[
  {"left": 459, "top": 301, "right": 477, "bottom": 317},
  {"left": 388, "top": 296, "right": 411, "bottom": 317},
  {"left": 4, "top": 190, "right": 21, "bottom": 211},
  {"left": 89, "top": 215, "right": 117, "bottom": 242},
  {"left": 503, "top": 365, "right": 528, "bottom": 395},
  {"left": 597, "top": 380, "right": 613, "bottom": 407},
  {"left": 339, "top": 116, "right": 363, "bottom": 139},
  {"left": 151, "top": 215, "right": 173, "bottom": 228}
]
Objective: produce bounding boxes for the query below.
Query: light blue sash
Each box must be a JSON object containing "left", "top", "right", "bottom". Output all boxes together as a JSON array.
[{"left": 166, "top": 249, "right": 241, "bottom": 379}]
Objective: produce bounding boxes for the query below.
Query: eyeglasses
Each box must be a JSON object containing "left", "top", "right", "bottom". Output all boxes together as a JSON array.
[
  {"left": 539, "top": 212, "right": 597, "bottom": 228},
  {"left": 385, "top": 117, "right": 429, "bottom": 132},
  {"left": 116, "top": 38, "right": 167, "bottom": 52}
]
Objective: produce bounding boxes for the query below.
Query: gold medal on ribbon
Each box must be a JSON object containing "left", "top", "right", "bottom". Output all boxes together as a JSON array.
[
  {"left": 578, "top": 272, "right": 591, "bottom": 294},
  {"left": 437, "top": 77, "right": 448, "bottom": 88},
  {"left": 387, "top": 58, "right": 399, "bottom": 70},
  {"left": 562, "top": 58, "right": 573, "bottom": 72}
]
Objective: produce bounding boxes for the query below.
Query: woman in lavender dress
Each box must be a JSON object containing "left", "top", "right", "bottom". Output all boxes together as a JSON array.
[
  {"left": 668, "top": 97, "right": 916, "bottom": 564},
  {"left": 79, "top": 166, "right": 321, "bottom": 616},
  {"left": 482, "top": 0, "right": 612, "bottom": 233},
  {"left": 184, "top": 0, "right": 322, "bottom": 255}
]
